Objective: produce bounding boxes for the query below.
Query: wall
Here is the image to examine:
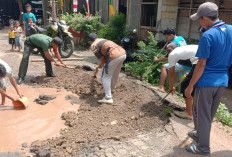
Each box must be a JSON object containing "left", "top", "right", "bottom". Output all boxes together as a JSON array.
[
  {"left": 127, "top": 0, "right": 141, "bottom": 33},
  {"left": 94, "top": 0, "right": 109, "bottom": 24},
  {"left": 176, "top": 0, "right": 230, "bottom": 40},
  {"left": 177, "top": 8, "right": 200, "bottom": 39},
  {"left": 155, "top": 0, "right": 179, "bottom": 41}
]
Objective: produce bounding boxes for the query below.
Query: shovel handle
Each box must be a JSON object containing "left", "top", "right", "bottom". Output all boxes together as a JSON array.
[{"left": 157, "top": 42, "right": 168, "bottom": 58}]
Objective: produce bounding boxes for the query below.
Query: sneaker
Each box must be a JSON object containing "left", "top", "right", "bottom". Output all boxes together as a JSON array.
[{"left": 98, "top": 97, "right": 113, "bottom": 104}]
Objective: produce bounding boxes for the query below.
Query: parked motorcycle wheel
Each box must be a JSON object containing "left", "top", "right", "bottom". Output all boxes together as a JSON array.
[
  {"left": 9, "top": 18, "right": 14, "bottom": 26},
  {"left": 59, "top": 37, "right": 74, "bottom": 58}
]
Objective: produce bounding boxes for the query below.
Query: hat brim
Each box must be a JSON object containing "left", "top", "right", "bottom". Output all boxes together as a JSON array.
[{"left": 190, "top": 13, "right": 200, "bottom": 21}]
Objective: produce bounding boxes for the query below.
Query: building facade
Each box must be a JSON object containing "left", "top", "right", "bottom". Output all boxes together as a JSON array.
[{"left": 93, "top": 0, "right": 232, "bottom": 41}]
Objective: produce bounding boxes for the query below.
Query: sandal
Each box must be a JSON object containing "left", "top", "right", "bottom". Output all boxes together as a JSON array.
[
  {"left": 186, "top": 144, "right": 210, "bottom": 155},
  {"left": 188, "top": 130, "right": 198, "bottom": 142},
  {"left": 173, "top": 111, "right": 193, "bottom": 120},
  {"left": 151, "top": 86, "right": 165, "bottom": 93}
]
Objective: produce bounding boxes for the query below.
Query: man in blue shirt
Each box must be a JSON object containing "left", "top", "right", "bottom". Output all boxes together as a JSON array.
[
  {"left": 23, "top": 4, "right": 37, "bottom": 32},
  {"left": 153, "top": 28, "right": 188, "bottom": 92},
  {"left": 185, "top": 2, "right": 232, "bottom": 155}
]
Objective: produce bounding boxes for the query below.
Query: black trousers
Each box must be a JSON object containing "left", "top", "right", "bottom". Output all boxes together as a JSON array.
[
  {"left": 229, "top": 65, "right": 232, "bottom": 88},
  {"left": 180, "top": 64, "right": 196, "bottom": 98},
  {"left": 18, "top": 39, "right": 53, "bottom": 79}
]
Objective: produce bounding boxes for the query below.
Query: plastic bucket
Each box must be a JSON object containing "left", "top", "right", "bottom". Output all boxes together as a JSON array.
[{"left": 12, "top": 97, "right": 29, "bottom": 108}]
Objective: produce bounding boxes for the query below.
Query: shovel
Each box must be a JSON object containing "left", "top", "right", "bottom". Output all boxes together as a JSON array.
[{"left": 141, "top": 42, "right": 168, "bottom": 81}]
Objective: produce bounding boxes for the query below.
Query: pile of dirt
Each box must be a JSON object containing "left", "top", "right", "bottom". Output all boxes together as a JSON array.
[{"left": 29, "top": 67, "right": 169, "bottom": 156}]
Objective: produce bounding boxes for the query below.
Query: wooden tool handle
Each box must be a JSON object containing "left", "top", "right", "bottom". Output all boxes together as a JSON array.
[
  {"left": 160, "top": 80, "right": 183, "bottom": 102},
  {"left": 141, "top": 42, "right": 168, "bottom": 80}
]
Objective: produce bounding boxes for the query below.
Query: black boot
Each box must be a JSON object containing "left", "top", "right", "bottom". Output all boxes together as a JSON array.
[{"left": 46, "top": 74, "right": 56, "bottom": 77}]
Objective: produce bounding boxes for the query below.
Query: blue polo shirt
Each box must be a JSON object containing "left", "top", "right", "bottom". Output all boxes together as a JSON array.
[
  {"left": 172, "top": 36, "right": 187, "bottom": 47},
  {"left": 195, "top": 21, "right": 232, "bottom": 87}
]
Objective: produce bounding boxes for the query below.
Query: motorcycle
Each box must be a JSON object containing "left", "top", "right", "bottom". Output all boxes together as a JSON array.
[
  {"left": 30, "top": 20, "right": 74, "bottom": 58},
  {"left": 121, "top": 29, "right": 155, "bottom": 63},
  {"left": 120, "top": 29, "right": 138, "bottom": 62},
  {"left": 31, "top": 1, "right": 44, "bottom": 26}
]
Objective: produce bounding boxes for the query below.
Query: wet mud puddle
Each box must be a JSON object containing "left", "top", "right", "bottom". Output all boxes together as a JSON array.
[{"left": 0, "top": 85, "right": 79, "bottom": 152}]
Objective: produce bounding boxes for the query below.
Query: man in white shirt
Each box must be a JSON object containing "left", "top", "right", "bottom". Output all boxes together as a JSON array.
[
  {"left": 0, "top": 59, "right": 22, "bottom": 105},
  {"left": 167, "top": 43, "right": 198, "bottom": 120}
]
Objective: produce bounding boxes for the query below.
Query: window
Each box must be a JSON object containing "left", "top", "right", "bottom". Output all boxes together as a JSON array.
[
  {"left": 119, "top": 0, "right": 127, "bottom": 17},
  {"left": 141, "top": 0, "right": 158, "bottom": 27}
]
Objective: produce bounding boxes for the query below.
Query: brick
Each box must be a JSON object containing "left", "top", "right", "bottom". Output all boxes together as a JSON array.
[
  {"left": 162, "top": 6, "right": 166, "bottom": 11},
  {"left": 161, "top": 12, "right": 167, "bottom": 18}
]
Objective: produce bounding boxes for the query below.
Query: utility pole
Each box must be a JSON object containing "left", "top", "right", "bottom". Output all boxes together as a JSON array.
[
  {"left": 52, "top": 0, "right": 56, "bottom": 21},
  {"left": 42, "top": 0, "right": 48, "bottom": 26}
]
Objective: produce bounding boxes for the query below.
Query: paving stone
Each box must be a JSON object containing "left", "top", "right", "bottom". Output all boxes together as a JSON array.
[
  {"left": 141, "top": 146, "right": 148, "bottom": 150},
  {"left": 132, "top": 140, "right": 146, "bottom": 146},
  {"left": 129, "top": 151, "right": 137, "bottom": 156},
  {"left": 117, "top": 149, "right": 127, "bottom": 155},
  {"left": 104, "top": 152, "right": 115, "bottom": 157}
]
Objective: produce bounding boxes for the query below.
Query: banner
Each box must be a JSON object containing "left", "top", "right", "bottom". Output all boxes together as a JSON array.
[
  {"left": 109, "top": 0, "right": 115, "bottom": 15},
  {"left": 60, "top": 0, "right": 64, "bottom": 7}
]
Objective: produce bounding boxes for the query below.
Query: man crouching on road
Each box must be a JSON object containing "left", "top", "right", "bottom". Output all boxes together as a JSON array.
[
  {"left": 17, "top": 34, "right": 66, "bottom": 84},
  {"left": 88, "top": 33, "right": 126, "bottom": 104},
  {"left": 0, "top": 60, "right": 23, "bottom": 105}
]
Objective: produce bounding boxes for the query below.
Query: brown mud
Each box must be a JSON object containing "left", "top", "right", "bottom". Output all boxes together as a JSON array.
[
  {"left": 0, "top": 86, "right": 78, "bottom": 152},
  {"left": 29, "top": 67, "right": 169, "bottom": 156}
]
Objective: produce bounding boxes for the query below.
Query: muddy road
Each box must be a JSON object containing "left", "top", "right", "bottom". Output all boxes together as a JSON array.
[{"left": 29, "top": 67, "right": 169, "bottom": 156}]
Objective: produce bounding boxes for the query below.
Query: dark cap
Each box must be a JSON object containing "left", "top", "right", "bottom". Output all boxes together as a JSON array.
[
  {"left": 52, "top": 37, "right": 62, "bottom": 46},
  {"left": 190, "top": 2, "right": 218, "bottom": 21},
  {"left": 88, "top": 33, "right": 98, "bottom": 41}
]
